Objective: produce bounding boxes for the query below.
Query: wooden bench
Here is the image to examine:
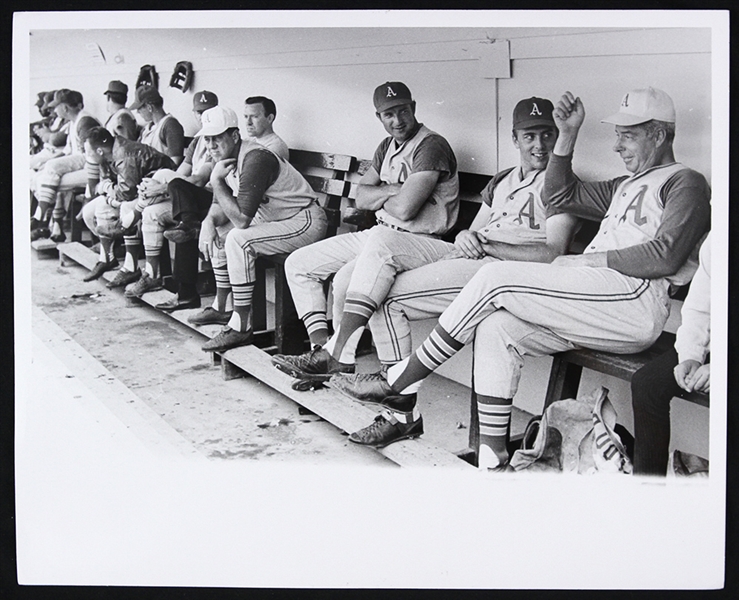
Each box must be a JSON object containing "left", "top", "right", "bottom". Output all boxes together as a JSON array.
[
  {"left": 256, "top": 152, "right": 495, "bottom": 355},
  {"left": 544, "top": 330, "right": 709, "bottom": 410}
]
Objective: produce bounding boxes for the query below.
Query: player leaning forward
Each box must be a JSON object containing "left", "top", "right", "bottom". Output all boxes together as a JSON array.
[
  {"left": 345, "top": 88, "right": 711, "bottom": 470},
  {"left": 196, "top": 106, "right": 327, "bottom": 352}
]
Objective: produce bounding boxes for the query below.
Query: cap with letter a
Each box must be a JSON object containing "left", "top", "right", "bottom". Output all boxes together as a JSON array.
[
  {"left": 192, "top": 90, "right": 219, "bottom": 111},
  {"left": 512, "top": 97, "right": 556, "bottom": 129},
  {"left": 196, "top": 106, "right": 239, "bottom": 137},
  {"left": 373, "top": 81, "right": 414, "bottom": 113},
  {"left": 601, "top": 87, "right": 676, "bottom": 126}
]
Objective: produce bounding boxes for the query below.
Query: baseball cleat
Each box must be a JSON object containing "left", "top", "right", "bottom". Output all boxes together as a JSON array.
[
  {"left": 124, "top": 273, "right": 163, "bottom": 298},
  {"left": 201, "top": 327, "right": 253, "bottom": 352},
  {"left": 349, "top": 409, "right": 423, "bottom": 449},
  {"left": 106, "top": 268, "right": 141, "bottom": 289},
  {"left": 50, "top": 231, "right": 67, "bottom": 244},
  {"left": 327, "top": 371, "right": 394, "bottom": 404},
  {"left": 271, "top": 346, "right": 354, "bottom": 381},
  {"left": 31, "top": 227, "right": 51, "bottom": 241},
  {"left": 163, "top": 222, "right": 199, "bottom": 244},
  {"left": 187, "top": 307, "right": 232, "bottom": 326},
  {"left": 83, "top": 259, "right": 119, "bottom": 282}
]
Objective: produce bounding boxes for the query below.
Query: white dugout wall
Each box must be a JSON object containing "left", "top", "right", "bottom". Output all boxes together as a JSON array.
[{"left": 28, "top": 25, "right": 712, "bottom": 457}]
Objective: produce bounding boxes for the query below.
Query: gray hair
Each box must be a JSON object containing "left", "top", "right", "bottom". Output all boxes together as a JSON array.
[{"left": 641, "top": 119, "right": 675, "bottom": 145}]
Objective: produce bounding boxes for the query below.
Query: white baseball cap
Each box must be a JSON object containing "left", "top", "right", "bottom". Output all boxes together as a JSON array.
[
  {"left": 196, "top": 106, "right": 239, "bottom": 137},
  {"left": 601, "top": 87, "right": 676, "bottom": 126}
]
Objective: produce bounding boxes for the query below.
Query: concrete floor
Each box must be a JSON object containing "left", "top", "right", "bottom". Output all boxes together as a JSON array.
[{"left": 28, "top": 246, "right": 473, "bottom": 466}]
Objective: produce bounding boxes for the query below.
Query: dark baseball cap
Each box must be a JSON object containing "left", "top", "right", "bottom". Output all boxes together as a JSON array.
[
  {"left": 48, "top": 89, "right": 84, "bottom": 109},
  {"left": 193, "top": 90, "right": 219, "bottom": 111},
  {"left": 513, "top": 97, "right": 556, "bottom": 130},
  {"left": 129, "top": 85, "right": 163, "bottom": 110},
  {"left": 105, "top": 80, "right": 128, "bottom": 97},
  {"left": 41, "top": 91, "right": 57, "bottom": 112},
  {"left": 373, "top": 81, "right": 413, "bottom": 113}
]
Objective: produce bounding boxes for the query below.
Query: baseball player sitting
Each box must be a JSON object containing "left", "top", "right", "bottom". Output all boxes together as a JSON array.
[
  {"left": 271, "top": 81, "right": 460, "bottom": 381},
  {"left": 631, "top": 233, "right": 710, "bottom": 477},
  {"left": 341, "top": 88, "right": 711, "bottom": 471},
  {"left": 327, "top": 97, "right": 579, "bottom": 397},
  {"left": 121, "top": 90, "right": 219, "bottom": 304},
  {"left": 30, "top": 89, "right": 101, "bottom": 243},
  {"left": 243, "top": 96, "right": 290, "bottom": 160},
  {"left": 102, "top": 80, "right": 139, "bottom": 141},
  {"left": 184, "top": 106, "right": 327, "bottom": 353},
  {"left": 81, "top": 127, "right": 176, "bottom": 284},
  {"left": 130, "top": 86, "right": 186, "bottom": 166}
]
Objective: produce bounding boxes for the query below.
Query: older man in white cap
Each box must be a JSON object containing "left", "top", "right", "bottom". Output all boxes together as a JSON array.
[
  {"left": 185, "top": 105, "right": 327, "bottom": 352},
  {"left": 342, "top": 87, "right": 710, "bottom": 469}
]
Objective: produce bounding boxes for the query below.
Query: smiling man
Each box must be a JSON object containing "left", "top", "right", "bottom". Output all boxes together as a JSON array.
[
  {"left": 328, "top": 97, "right": 578, "bottom": 395},
  {"left": 341, "top": 88, "right": 710, "bottom": 468},
  {"left": 272, "top": 81, "right": 460, "bottom": 382}
]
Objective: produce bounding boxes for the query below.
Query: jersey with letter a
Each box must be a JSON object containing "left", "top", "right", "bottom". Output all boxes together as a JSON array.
[
  {"left": 376, "top": 125, "right": 459, "bottom": 236},
  {"left": 226, "top": 141, "right": 317, "bottom": 222},
  {"left": 585, "top": 162, "right": 696, "bottom": 285},
  {"left": 477, "top": 167, "right": 551, "bottom": 245}
]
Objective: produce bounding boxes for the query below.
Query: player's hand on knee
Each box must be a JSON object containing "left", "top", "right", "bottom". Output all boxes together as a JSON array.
[
  {"left": 199, "top": 219, "right": 218, "bottom": 262},
  {"left": 674, "top": 359, "right": 701, "bottom": 392},
  {"left": 553, "top": 92, "right": 586, "bottom": 136}
]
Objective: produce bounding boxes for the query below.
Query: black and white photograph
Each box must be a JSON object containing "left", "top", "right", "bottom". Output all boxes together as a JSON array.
[{"left": 11, "top": 9, "right": 730, "bottom": 591}]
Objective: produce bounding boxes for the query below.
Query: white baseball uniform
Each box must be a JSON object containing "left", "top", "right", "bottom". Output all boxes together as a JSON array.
[
  {"left": 423, "top": 155, "right": 711, "bottom": 400},
  {"left": 285, "top": 123, "right": 459, "bottom": 336},
  {"left": 362, "top": 165, "right": 564, "bottom": 364}
]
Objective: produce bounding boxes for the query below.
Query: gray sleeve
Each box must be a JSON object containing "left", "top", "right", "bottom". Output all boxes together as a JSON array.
[
  {"left": 606, "top": 169, "right": 711, "bottom": 277},
  {"left": 543, "top": 153, "right": 623, "bottom": 221}
]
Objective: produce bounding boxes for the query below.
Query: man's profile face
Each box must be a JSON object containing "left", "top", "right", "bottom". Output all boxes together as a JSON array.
[
  {"left": 244, "top": 103, "right": 273, "bottom": 138},
  {"left": 513, "top": 126, "right": 558, "bottom": 174},
  {"left": 376, "top": 102, "right": 417, "bottom": 143},
  {"left": 205, "top": 130, "right": 238, "bottom": 162},
  {"left": 612, "top": 124, "right": 660, "bottom": 174},
  {"left": 84, "top": 140, "right": 103, "bottom": 165},
  {"left": 136, "top": 104, "right": 154, "bottom": 123}
]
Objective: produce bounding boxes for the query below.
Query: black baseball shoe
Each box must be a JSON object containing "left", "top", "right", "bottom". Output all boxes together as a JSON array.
[
  {"left": 124, "top": 273, "right": 163, "bottom": 298},
  {"left": 163, "top": 222, "right": 199, "bottom": 244},
  {"left": 187, "top": 307, "right": 232, "bottom": 326},
  {"left": 50, "top": 230, "right": 66, "bottom": 243},
  {"left": 327, "top": 371, "right": 394, "bottom": 404},
  {"left": 106, "top": 268, "right": 141, "bottom": 289},
  {"left": 201, "top": 328, "right": 253, "bottom": 352},
  {"left": 271, "top": 346, "right": 354, "bottom": 381},
  {"left": 83, "top": 259, "right": 119, "bottom": 282},
  {"left": 348, "top": 396, "right": 423, "bottom": 449},
  {"left": 31, "top": 227, "right": 51, "bottom": 241}
]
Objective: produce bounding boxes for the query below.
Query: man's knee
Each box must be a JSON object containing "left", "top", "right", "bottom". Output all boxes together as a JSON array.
[
  {"left": 284, "top": 246, "right": 310, "bottom": 281},
  {"left": 167, "top": 178, "right": 190, "bottom": 195}
]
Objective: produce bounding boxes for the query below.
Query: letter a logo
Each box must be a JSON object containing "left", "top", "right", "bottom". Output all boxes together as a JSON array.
[
  {"left": 199, "top": 93, "right": 207, "bottom": 103},
  {"left": 622, "top": 93, "right": 629, "bottom": 107},
  {"left": 387, "top": 86, "right": 397, "bottom": 98},
  {"left": 530, "top": 103, "right": 542, "bottom": 116}
]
